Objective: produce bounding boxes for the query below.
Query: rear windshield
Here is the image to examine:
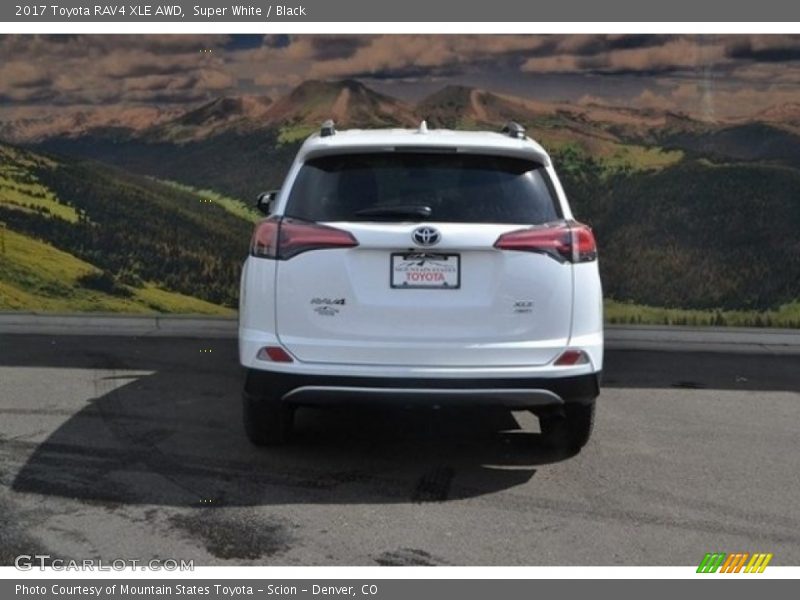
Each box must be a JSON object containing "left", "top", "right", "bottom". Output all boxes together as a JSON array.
[{"left": 285, "top": 152, "right": 561, "bottom": 224}]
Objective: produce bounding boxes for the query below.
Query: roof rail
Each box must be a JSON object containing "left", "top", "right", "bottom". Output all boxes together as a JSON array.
[
  {"left": 320, "top": 119, "right": 336, "bottom": 137},
  {"left": 501, "top": 121, "right": 526, "bottom": 140}
]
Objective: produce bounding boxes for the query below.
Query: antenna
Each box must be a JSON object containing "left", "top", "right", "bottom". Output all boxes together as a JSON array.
[{"left": 418, "top": 120, "right": 429, "bottom": 134}]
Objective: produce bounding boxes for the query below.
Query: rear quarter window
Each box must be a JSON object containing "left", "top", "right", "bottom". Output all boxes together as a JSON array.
[{"left": 285, "top": 152, "right": 561, "bottom": 224}]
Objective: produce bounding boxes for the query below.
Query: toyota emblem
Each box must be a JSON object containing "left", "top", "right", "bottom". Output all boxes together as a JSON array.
[{"left": 412, "top": 226, "right": 441, "bottom": 247}]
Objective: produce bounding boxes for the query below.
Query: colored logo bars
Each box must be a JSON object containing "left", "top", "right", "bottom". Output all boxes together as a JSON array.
[{"left": 697, "top": 552, "right": 773, "bottom": 573}]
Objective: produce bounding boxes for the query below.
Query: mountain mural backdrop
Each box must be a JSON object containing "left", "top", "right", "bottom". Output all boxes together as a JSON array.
[{"left": 2, "top": 35, "right": 800, "bottom": 326}]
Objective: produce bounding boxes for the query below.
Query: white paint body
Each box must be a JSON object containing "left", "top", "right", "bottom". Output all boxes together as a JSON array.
[{"left": 239, "top": 128, "right": 603, "bottom": 380}]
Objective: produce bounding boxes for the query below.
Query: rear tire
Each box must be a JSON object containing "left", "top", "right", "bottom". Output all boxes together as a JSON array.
[
  {"left": 242, "top": 371, "right": 294, "bottom": 446},
  {"left": 540, "top": 402, "right": 595, "bottom": 453}
]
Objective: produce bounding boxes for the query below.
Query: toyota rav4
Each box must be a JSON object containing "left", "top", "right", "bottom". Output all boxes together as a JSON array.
[{"left": 239, "top": 120, "right": 603, "bottom": 452}]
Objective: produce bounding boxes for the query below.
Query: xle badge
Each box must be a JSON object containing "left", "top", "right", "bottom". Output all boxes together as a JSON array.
[{"left": 514, "top": 301, "right": 534, "bottom": 314}]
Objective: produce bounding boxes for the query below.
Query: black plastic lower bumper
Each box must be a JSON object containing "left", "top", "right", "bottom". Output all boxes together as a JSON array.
[{"left": 244, "top": 369, "right": 601, "bottom": 410}]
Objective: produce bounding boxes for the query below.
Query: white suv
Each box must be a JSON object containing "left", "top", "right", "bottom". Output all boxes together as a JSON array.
[{"left": 239, "top": 120, "right": 603, "bottom": 452}]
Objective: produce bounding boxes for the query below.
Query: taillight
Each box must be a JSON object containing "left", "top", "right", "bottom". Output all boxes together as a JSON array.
[
  {"left": 494, "top": 222, "right": 597, "bottom": 263},
  {"left": 572, "top": 225, "right": 598, "bottom": 263},
  {"left": 250, "top": 217, "right": 358, "bottom": 260},
  {"left": 250, "top": 216, "right": 280, "bottom": 258}
]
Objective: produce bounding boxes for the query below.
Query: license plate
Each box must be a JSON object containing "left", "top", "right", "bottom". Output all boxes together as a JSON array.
[{"left": 390, "top": 253, "right": 460, "bottom": 289}]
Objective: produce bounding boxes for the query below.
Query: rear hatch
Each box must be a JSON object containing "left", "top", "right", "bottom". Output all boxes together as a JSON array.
[{"left": 272, "top": 151, "right": 575, "bottom": 367}]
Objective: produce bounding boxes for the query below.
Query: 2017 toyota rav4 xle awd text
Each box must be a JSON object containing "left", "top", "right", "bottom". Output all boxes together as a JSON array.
[{"left": 239, "top": 120, "right": 603, "bottom": 453}]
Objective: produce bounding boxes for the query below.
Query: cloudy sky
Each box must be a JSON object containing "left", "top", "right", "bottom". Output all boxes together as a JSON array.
[{"left": 2, "top": 34, "right": 800, "bottom": 120}]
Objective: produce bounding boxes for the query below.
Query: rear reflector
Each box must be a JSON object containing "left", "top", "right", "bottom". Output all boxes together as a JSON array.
[
  {"left": 554, "top": 349, "right": 589, "bottom": 366},
  {"left": 251, "top": 217, "right": 358, "bottom": 260},
  {"left": 256, "top": 346, "right": 294, "bottom": 363},
  {"left": 494, "top": 222, "right": 597, "bottom": 263}
]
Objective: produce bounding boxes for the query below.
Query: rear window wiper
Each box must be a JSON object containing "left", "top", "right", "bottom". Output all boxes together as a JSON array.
[{"left": 353, "top": 205, "right": 433, "bottom": 220}]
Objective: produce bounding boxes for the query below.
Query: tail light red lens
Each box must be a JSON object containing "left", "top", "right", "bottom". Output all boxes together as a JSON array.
[
  {"left": 250, "top": 217, "right": 280, "bottom": 258},
  {"left": 250, "top": 217, "right": 358, "bottom": 260},
  {"left": 572, "top": 225, "right": 598, "bottom": 263},
  {"left": 494, "top": 222, "right": 597, "bottom": 263}
]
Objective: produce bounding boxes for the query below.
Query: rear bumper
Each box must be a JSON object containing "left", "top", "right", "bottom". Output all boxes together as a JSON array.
[
  {"left": 244, "top": 370, "right": 600, "bottom": 410},
  {"left": 241, "top": 329, "right": 603, "bottom": 378}
]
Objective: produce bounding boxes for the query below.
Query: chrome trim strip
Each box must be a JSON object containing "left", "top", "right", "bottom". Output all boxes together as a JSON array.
[{"left": 281, "top": 386, "right": 562, "bottom": 407}]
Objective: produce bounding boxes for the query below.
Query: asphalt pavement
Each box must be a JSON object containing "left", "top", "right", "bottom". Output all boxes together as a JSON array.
[{"left": 0, "top": 334, "right": 798, "bottom": 566}]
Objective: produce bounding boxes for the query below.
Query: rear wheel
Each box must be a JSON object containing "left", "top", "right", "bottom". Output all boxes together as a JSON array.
[
  {"left": 539, "top": 402, "right": 595, "bottom": 453},
  {"left": 242, "top": 371, "right": 294, "bottom": 446}
]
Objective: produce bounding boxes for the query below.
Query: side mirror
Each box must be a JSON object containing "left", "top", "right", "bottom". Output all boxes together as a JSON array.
[{"left": 256, "top": 190, "right": 279, "bottom": 215}]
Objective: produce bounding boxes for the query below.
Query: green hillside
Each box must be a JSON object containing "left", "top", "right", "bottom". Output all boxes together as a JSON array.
[
  {"left": 605, "top": 299, "right": 800, "bottom": 328},
  {"left": 660, "top": 122, "right": 800, "bottom": 167},
  {"left": 560, "top": 155, "right": 800, "bottom": 312},
  {"left": 0, "top": 142, "right": 249, "bottom": 313},
  {"left": 26, "top": 134, "right": 800, "bottom": 323},
  {"left": 11, "top": 79, "right": 800, "bottom": 325},
  {"left": 37, "top": 130, "right": 299, "bottom": 202},
  {"left": 156, "top": 179, "right": 260, "bottom": 223},
  {"left": 0, "top": 228, "right": 231, "bottom": 314},
  {"left": 0, "top": 145, "right": 78, "bottom": 222}
]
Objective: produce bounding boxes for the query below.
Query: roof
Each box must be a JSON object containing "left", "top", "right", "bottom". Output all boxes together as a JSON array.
[{"left": 296, "top": 126, "right": 552, "bottom": 166}]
